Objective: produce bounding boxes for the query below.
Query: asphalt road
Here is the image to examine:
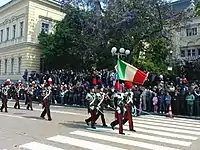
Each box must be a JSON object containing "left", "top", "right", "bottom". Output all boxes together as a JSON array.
[{"left": 0, "top": 100, "right": 200, "bottom": 150}]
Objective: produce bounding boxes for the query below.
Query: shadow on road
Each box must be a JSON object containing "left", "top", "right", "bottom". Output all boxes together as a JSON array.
[
  {"left": 59, "top": 121, "right": 111, "bottom": 131},
  {"left": 13, "top": 112, "right": 26, "bottom": 115},
  {"left": 59, "top": 121, "right": 89, "bottom": 130},
  {"left": 8, "top": 107, "right": 28, "bottom": 111},
  {"left": 22, "top": 116, "right": 45, "bottom": 120}
]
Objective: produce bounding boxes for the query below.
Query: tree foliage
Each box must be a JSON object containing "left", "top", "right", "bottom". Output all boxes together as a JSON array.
[
  {"left": 39, "top": 0, "right": 185, "bottom": 73},
  {"left": 195, "top": 1, "right": 200, "bottom": 16}
]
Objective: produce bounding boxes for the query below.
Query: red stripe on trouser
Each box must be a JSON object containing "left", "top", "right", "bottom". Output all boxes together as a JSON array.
[
  {"left": 45, "top": 104, "right": 48, "bottom": 114},
  {"left": 44, "top": 100, "right": 48, "bottom": 115},
  {"left": 118, "top": 112, "right": 123, "bottom": 134},
  {"left": 125, "top": 104, "right": 133, "bottom": 130}
]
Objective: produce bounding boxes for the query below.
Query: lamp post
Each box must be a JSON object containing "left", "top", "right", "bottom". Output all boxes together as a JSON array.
[
  {"left": 111, "top": 46, "right": 131, "bottom": 90},
  {"left": 111, "top": 47, "right": 130, "bottom": 59},
  {"left": 168, "top": 50, "right": 173, "bottom": 71}
]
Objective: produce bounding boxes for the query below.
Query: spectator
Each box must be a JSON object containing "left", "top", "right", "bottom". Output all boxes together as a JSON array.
[
  {"left": 153, "top": 93, "right": 158, "bottom": 113},
  {"left": 165, "top": 92, "right": 172, "bottom": 113},
  {"left": 159, "top": 90, "right": 165, "bottom": 114},
  {"left": 186, "top": 91, "right": 195, "bottom": 116}
]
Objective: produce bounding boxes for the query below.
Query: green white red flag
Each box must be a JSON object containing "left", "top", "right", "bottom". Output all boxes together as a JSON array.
[{"left": 116, "top": 59, "right": 148, "bottom": 85}]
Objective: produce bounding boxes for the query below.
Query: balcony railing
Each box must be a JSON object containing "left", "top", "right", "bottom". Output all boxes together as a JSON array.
[{"left": 0, "top": 36, "right": 25, "bottom": 49}]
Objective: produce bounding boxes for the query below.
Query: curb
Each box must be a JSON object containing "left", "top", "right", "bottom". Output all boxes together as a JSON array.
[{"left": 149, "top": 113, "right": 200, "bottom": 120}]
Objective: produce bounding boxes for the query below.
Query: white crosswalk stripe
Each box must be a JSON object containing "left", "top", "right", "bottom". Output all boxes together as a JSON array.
[
  {"left": 19, "top": 142, "right": 64, "bottom": 150},
  {"left": 86, "top": 127, "right": 191, "bottom": 146},
  {"left": 47, "top": 135, "right": 127, "bottom": 150},
  {"left": 18, "top": 115, "right": 199, "bottom": 150}
]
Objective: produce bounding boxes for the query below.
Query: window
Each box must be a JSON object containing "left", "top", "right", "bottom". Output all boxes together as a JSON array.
[
  {"left": 181, "top": 50, "right": 185, "bottom": 57},
  {"left": 13, "top": 25, "right": 16, "bottom": 39},
  {"left": 4, "top": 59, "right": 7, "bottom": 73},
  {"left": 192, "top": 49, "right": 196, "bottom": 56},
  {"left": 188, "top": 49, "right": 191, "bottom": 56},
  {"left": 186, "top": 27, "right": 198, "bottom": 36},
  {"left": 41, "top": 23, "right": 49, "bottom": 33},
  {"left": 18, "top": 57, "right": 21, "bottom": 73},
  {"left": 11, "top": 58, "right": 14, "bottom": 74},
  {"left": 1, "top": 30, "right": 3, "bottom": 42},
  {"left": 198, "top": 48, "right": 200, "bottom": 55},
  {"left": 20, "top": 21, "right": 24, "bottom": 37},
  {"left": 6, "top": 27, "right": 9, "bottom": 40}
]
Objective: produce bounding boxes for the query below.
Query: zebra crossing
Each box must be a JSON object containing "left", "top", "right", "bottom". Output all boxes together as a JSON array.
[{"left": 18, "top": 115, "right": 200, "bottom": 150}]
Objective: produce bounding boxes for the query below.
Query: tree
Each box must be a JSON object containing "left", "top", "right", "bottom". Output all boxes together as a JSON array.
[
  {"left": 39, "top": 0, "right": 185, "bottom": 72},
  {"left": 195, "top": 1, "right": 200, "bottom": 16}
]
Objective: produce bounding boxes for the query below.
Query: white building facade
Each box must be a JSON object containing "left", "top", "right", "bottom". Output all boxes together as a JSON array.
[
  {"left": 172, "top": 0, "right": 200, "bottom": 62},
  {"left": 0, "top": 0, "right": 65, "bottom": 80}
]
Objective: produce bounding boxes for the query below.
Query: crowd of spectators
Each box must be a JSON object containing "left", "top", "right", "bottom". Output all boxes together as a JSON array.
[{"left": 21, "top": 69, "right": 200, "bottom": 117}]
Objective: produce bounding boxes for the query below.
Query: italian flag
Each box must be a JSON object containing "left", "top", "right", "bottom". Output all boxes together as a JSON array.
[{"left": 117, "top": 59, "right": 148, "bottom": 85}]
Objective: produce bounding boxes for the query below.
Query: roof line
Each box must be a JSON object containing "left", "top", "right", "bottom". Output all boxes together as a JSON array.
[
  {"left": 0, "top": 0, "right": 16, "bottom": 10},
  {"left": 0, "top": 0, "right": 61, "bottom": 12}
]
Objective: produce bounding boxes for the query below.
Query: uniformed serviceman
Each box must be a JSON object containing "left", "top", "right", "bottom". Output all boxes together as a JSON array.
[
  {"left": 85, "top": 88, "right": 97, "bottom": 129},
  {"left": 110, "top": 93, "right": 125, "bottom": 134},
  {"left": 123, "top": 89, "right": 136, "bottom": 132},
  {"left": 94, "top": 87, "right": 107, "bottom": 127},
  {"left": 14, "top": 83, "right": 20, "bottom": 109},
  {"left": 26, "top": 83, "right": 34, "bottom": 111},
  {"left": 1, "top": 83, "right": 9, "bottom": 112},
  {"left": 40, "top": 84, "right": 52, "bottom": 121}
]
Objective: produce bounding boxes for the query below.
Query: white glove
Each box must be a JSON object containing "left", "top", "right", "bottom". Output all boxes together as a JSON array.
[
  {"left": 116, "top": 107, "right": 121, "bottom": 114},
  {"left": 90, "top": 106, "right": 94, "bottom": 110},
  {"left": 96, "top": 106, "right": 100, "bottom": 110}
]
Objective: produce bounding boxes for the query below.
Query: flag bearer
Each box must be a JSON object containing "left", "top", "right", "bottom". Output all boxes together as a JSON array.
[
  {"left": 110, "top": 93, "right": 125, "bottom": 134},
  {"left": 123, "top": 89, "right": 136, "bottom": 132}
]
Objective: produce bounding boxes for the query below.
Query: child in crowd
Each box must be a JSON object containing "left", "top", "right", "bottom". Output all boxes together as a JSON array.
[{"left": 153, "top": 93, "right": 158, "bottom": 113}]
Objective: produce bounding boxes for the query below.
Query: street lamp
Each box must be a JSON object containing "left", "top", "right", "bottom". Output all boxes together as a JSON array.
[
  {"left": 168, "top": 50, "right": 173, "bottom": 71},
  {"left": 111, "top": 47, "right": 130, "bottom": 58}
]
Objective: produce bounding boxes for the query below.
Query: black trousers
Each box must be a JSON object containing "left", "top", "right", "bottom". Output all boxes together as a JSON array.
[
  {"left": 95, "top": 109, "right": 106, "bottom": 126},
  {"left": 1, "top": 97, "right": 7, "bottom": 112},
  {"left": 14, "top": 95, "right": 20, "bottom": 109},
  {"left": 85, "top": 109, "right": 96, "bottom": 127},
  {"left": 41, "top": 103, "right": 52, "bottom": 120},
  {"left": 26, "top": 95, "right": 33, "bottom": 110}
]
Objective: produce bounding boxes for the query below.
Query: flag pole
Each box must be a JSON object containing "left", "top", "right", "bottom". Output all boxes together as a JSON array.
[{"left": 117, "top": 53, "right": 120, "bottom": 92}]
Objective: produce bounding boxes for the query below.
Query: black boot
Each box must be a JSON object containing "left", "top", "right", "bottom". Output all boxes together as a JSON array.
[{"left": 85, "top": 119, "right": 89, "bottom": 126}]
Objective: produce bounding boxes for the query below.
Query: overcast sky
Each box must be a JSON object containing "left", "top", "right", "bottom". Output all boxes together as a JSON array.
[
  {"left": 0, "top": 0, "right": 179, "bottom": 7},
  {"left": 0, "top": 0, "right": 11, "bottom": 7}
]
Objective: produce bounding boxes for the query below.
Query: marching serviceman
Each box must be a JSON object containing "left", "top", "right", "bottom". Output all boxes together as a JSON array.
[
  {"left": 94, "top": 87, "right": 107, "bottom": 127},
  {"left": 85, "top": 88, "right": 97, "bottom": 129},
  {"left": 40, "top": 84, "right": 52, "bottom": 121},
  {"left": 14, "top": 83, "right": 21, "bottom": 109},
  {"left": 1, "top": 79, "right": 10, "bottom": 112},
  {"left": 110, "top": 93, "right": 125, "bottom": 134},
  {"left": 123, "top": 89, "right": 136, "bottom": 132},
  {"left": 25, "top": 83, "right": 34, "bottom": 111}
]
